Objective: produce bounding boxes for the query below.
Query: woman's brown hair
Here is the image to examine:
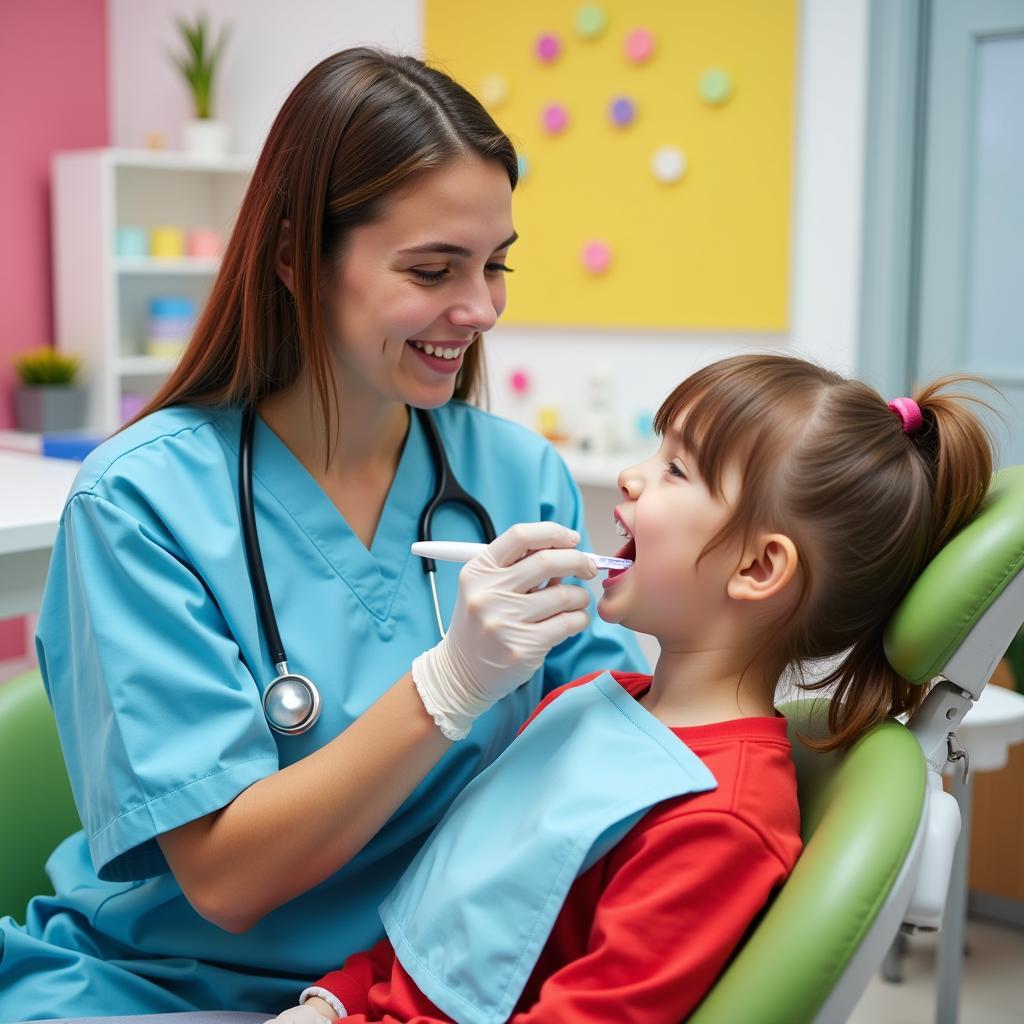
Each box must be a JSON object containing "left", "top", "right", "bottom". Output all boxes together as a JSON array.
[
  {"left": 654, "top": 354, "right": 995, "bottom": 751},
  {"left": 124, "top": 48, "right": 518, "bottom": 456}
]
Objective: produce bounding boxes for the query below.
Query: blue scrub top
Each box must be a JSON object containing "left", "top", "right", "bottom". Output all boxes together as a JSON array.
[{"left": 0, "top": 401, "right": 646, "bottom": 1017}]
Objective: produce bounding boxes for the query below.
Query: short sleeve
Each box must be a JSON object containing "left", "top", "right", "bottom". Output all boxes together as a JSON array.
[
  {"left": 35, "top": 491, "right": 279, "bottom": 882},
  {"left": 536, "top": 446, "right": 649, "bottom": 693}
]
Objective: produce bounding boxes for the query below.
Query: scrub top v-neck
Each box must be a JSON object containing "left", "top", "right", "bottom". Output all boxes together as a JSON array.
[{"left": 0, "top": 400, "right": 646, "bottom": 1017}]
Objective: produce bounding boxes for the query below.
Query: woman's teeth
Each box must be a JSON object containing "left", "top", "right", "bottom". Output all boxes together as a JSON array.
[
  {"left": 614, "top": 518, "right": 633, "bottom": 539},
  {"left": 410, "top": 340, "right": 461, "bottom": 360}
]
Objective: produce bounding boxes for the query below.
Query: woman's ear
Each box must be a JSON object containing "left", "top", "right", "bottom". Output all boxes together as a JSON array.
[
  {"left": 275, "top": 219, "right": 295, "bottom": 294},
  {"left": 727, "top": 533, "right": 799, "bottom": 602}
]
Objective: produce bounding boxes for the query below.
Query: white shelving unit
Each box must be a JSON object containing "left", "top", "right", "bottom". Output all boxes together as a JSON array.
[{"left": 51, "top": 148, "right": 252, "bottom": 434}]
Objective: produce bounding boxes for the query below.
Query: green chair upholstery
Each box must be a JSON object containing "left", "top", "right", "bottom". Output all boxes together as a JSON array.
[{"left": 0, "top": 667, "right": 81, "bottom": 922}]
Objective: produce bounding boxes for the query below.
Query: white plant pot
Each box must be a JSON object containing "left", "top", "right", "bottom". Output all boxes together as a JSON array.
[{"left": 183, "top": 118, "right": 229, "bottom": 159}]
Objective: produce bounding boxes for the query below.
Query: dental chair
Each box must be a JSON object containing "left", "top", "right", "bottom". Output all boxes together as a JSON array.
[{"left": 3, "top": 466, "right": 1023, "bottom": 1024}]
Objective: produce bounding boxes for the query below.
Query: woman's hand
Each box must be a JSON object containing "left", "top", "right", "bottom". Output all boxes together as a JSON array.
[{"left": 412, "top": 521, "right": 596, "bottom": 739}]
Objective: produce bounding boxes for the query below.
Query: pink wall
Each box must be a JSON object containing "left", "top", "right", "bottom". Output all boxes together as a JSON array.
[
  {"left": 0, "top": 0, "right": 108, "bottom": 660},
  {"left": 0, "top": 0, "right": 108, "bottom": 429}
]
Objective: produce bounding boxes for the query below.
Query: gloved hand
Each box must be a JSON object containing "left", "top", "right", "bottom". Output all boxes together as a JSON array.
[
  {"left": 264, "top": 1002, "right": 337, "bottom": 1023},
  {"left": 412, "top": 521, "right": 597, "bottom": 740}
]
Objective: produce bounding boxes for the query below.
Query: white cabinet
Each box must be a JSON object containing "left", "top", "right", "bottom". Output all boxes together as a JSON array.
[{"left": 51, "top": 149, "right": 251, "bottom": 434}]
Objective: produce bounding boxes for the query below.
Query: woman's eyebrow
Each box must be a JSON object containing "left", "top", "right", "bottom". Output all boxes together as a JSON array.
[{"left": 397, "top": 232, "right": 519, "bottom": 258}]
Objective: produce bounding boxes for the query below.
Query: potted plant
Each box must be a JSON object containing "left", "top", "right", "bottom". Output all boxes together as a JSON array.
[
  {"left": 13, "top": 348, "right": 86, "bottom": 432},
  {"left": 170, "top": 12, "right": 232, "bottom": 158}
]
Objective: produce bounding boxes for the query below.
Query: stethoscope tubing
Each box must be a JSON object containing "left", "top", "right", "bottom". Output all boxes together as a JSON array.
[{"left": 240, "top": 404, "right": 496, "bottom": 734}]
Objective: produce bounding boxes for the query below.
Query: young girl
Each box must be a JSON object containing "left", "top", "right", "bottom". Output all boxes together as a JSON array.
[{"left": 271, "top": 354, "right": 994, "bottom": 1024}]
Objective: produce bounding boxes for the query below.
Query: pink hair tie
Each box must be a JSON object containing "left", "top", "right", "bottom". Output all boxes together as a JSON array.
[{"left": 887, "top": 397, "right": 923, "bottom": 434}]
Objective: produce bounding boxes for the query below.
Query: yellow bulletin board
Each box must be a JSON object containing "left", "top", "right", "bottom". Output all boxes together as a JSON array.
[{"left": 424, "top": 0, "right": 798, "bottom": 331}]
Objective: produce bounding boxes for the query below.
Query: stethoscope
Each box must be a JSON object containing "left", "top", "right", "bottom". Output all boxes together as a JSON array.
[{"left": 239, "top": 404, "right": 496, "bottom": 735}]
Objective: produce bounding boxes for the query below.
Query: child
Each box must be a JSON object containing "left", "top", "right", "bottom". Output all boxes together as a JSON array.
[{"left": 269, "top": 354, "right": 994, "bottom": 1024}]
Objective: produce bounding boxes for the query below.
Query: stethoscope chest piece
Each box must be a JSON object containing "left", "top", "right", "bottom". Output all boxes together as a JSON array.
[{"left": 263, "top": 666, "right": 321, "bottom": 735}]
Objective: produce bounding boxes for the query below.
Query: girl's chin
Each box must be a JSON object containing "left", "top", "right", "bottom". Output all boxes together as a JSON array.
[{"left": 596, "top": 594, "right": 628, "bottom": 626}]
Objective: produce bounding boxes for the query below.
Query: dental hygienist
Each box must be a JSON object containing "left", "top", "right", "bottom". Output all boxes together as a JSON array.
[{"left": 0, "top": 49, "right": 645, "bottom": 1019}]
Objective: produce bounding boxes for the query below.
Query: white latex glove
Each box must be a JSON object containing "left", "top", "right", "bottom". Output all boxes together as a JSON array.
[
  {"left": 412, "top": 521, "right": 597, "bottom": 740},
  {"left": 264, "top": 1004, "right": 336, "bottom": 1023}
]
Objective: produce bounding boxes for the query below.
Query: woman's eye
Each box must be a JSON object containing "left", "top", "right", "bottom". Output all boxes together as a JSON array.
[
  {"left": 411, "top": 267, "right": 449, "bottom": 283},
  {"left": 665, "top": 461, "right": 687, "bottom": 479},
  {"left": 485, "top": 262, "right": 515, "bottom": 275}
]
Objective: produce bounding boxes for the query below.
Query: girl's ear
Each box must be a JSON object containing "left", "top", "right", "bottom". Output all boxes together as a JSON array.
[
  {"left": 275, "top": 219, "right": 295, "bottom": 294},
  {"left": 728, "top": 533, "right": 799, "bottom": 602}
]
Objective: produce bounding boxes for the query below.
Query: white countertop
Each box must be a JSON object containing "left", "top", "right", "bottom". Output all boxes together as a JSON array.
[{"left": 0, "top": 451, "right": 80, "bottom": 556}]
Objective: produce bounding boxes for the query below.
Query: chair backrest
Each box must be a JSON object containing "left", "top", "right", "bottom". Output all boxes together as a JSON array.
[{"left": 0, "top": 668, "right": 81, "bottom": 921}]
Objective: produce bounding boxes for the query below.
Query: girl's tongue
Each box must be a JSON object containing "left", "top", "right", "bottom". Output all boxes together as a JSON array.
[{"left": 608, "top": 537, "right": 636, "bottom": 580}]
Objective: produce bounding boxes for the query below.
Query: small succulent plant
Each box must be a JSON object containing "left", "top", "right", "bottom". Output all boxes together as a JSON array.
[{"left": 14, "top": 348, "right": 81, "bottom": 386}]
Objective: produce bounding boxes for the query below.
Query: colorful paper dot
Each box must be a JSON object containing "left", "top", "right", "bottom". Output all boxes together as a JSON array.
[
  {"left": 608, "top": 96, "right": 636, "bottom": 127},
  {"left": 535, "top": 33, "right": 562, "bottom": 63},
  {"left": 699, "top": 68, "right": 733, "bottom": 105},
  {"left": 516, "top": 153, "right": 529, "bottom": 181},
  {"left": 478, "top": 73, "right": 510, "bottom": 110},
  {"left": 542, "top": 103, "right": 570, "bottom": 135},
  {"left": 651, "top": 146, "right": 687, "bottom": 184},
  {"left": 575, "top": 5, "right": 608, "bottom": 39},
  {"left": 635, "top": 411, "right": 655, "bottom": 439},
  {"left": 624, "top": 28, "right": 655, "bottom": 64},
  {"left": 581, "top": 240, "right": 613, "bottom": 274},
  {"left": 509, "top": 369, "right": 532, "bottom": 396}
]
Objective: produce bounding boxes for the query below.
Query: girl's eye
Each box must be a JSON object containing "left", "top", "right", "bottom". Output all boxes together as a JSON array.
[
  {"left": 665, "top": 461, "right": 687, "bottom": 479},
  {"left": 486, "top": 262, "right": 515, "bottom": 275}
]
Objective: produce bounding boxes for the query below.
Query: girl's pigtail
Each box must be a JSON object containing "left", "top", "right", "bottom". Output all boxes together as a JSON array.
[{"left": 912, "top": 377, "right": 995, "bottom": 556}]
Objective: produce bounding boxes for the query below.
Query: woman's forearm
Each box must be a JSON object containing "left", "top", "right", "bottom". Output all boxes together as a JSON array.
[{"left": 157, "top": 670, "right": 451, "bottom": 932}]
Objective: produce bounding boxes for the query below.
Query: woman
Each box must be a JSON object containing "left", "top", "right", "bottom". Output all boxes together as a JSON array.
[{"left": 0, "top": 48, "right": 645, "bottom": 1019}]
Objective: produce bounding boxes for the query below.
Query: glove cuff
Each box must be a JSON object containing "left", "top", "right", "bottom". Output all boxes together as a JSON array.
[{"left": 412, "top": 641, "right": 494, "bottom": 741}]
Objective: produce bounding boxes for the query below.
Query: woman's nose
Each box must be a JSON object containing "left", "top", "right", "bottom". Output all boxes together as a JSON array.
[{"left": 448, "top": 277, "right": 499, "bottom": 334}]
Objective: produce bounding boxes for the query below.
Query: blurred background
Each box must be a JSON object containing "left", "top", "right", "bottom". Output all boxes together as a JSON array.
[{"left": 1, "top": 2, "right": 1022, "bottom": 1020}]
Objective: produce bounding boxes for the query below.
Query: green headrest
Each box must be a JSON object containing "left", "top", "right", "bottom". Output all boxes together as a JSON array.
[{"left": 885, "top": 465, "right": 1024, "bottom": 684}]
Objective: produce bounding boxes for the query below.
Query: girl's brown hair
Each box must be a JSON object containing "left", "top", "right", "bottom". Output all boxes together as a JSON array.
[
  {"left": 125, "top": 48, "right": 518, "bottom": 455},
  {"left": 654, "top": 354, "right": 995, "bottom": 751}
]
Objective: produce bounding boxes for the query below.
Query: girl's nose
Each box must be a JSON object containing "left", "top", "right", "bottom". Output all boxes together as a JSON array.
[{"left": 618, "top": 465, "right": 644, "bottom": 500}]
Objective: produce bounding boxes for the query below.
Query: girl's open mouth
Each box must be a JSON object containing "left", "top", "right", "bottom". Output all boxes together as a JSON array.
[{"left": 603, "top": 536, "right": 636, "bottom": 589}]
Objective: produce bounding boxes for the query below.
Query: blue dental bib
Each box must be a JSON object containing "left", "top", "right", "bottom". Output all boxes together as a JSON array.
[{"left": 379, "top": 672, "right": 717, "bottom": 1024}]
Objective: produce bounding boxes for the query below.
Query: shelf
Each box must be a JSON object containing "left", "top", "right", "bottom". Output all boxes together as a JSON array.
[
  {"left": 108, "top": 149, "right": 253, "bottom": 173},
  {"left": 117, "top": 257, "right": 220, "bottom": 275},
  {"left": 116, "top": 355, "right": 179, "bottom": 376}
]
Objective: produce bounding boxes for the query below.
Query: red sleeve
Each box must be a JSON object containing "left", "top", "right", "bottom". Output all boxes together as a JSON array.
[
  {"left": 312, "top": 937, "right": 397, "bottom": 1018},
  {"left": 509, "top": 812, "right": 791, "bottom": 1024}
]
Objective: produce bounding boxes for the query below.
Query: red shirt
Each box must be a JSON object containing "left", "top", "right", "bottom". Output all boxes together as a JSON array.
[{"left": 314, "top": 672, "right": 802, "bottom": 1023}]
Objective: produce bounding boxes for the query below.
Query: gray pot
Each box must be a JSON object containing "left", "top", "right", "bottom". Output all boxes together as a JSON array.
[{"left": 14, "top": 386, "right": 87, "bottom": 432}]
